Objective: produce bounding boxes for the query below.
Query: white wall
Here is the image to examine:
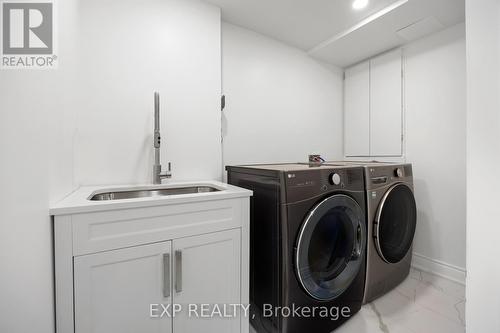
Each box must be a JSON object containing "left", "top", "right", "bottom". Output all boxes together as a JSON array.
[
  {"left": 221, "top": 22, "right": 467, "bottom": 282},
  {"left": 0, "top": 1, "right": 221, "bottom": 332},
  {"left": 404, "top": 23, "right": 467, "bottom": 281},
  {"left": 466, "top": 0, "right": 500, "bottom": 331},
  {"left": 0, "top": 1, "right": 79, "bottom": 332},
  {"left": 221, "top": 23, "right": 344, "bottom": 169},
  {"left": 75, "top": 0, "right": 222, "bottom": 185}
]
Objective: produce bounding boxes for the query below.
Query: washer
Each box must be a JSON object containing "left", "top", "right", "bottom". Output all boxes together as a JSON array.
[
  {"left": 326, "top": 161, "right": 417, "bottom": 303},
  {"left": 226, "top": 163, "right": 367, "bottom": 333}
]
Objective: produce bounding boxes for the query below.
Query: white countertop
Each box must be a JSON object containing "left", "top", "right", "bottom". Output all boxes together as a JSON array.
[{"left": 50, "top": 180, "right": 252, "bottom": 216}]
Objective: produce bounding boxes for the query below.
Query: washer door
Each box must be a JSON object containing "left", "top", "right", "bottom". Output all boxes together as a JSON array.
[
  {"left": 374, "top": 183, "right": 417, "bottom": 264},
  {"left": 295, "top": 195, "right": 366, "bottom": 301}
]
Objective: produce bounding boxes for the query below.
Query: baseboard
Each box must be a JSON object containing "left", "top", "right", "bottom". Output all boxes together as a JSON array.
[{"left": 411, "top": 252, "right": 466, "bottom": 285}]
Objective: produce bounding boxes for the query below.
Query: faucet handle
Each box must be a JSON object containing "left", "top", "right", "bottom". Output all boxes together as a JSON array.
[
  {"left": 154, "top": 132, "right": 161, "bottom": 148},
  {"left": 161, "top": 162, "right": 172, "bottom": 179}
]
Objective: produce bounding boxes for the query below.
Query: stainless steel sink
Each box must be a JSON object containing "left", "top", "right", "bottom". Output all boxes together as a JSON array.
[{"left": 89, "top": 186, "right": 221, "bottom": 201}]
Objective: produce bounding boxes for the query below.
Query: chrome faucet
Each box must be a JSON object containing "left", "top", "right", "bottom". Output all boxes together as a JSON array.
[{"left": 153, "top": 92, "right": 172, "bottom": 184}]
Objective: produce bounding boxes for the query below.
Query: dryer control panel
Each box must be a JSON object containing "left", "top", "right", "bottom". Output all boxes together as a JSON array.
[{"left": 365, "top": 164, "right": 413, "bottom": 190}]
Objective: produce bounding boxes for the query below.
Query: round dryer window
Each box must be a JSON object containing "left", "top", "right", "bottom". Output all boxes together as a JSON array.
[
  {"left": 375, "top": 183, "right": 417, "bottom": 264},
  {"left": 295, "top": 195, "right": 366, "bottom": 301}
]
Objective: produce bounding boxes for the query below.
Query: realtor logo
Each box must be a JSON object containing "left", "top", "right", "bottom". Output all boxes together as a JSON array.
[{"left": 1, "top": 1, "right": 57, "bottom": 69}]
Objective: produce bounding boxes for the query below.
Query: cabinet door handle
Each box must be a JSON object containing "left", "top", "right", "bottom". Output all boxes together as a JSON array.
[
  {"left": 175, "top": 250, "right": 182, "bottom": 293},
  {"left": 163, "top": 253, "right": 170, "bottom": 298}
]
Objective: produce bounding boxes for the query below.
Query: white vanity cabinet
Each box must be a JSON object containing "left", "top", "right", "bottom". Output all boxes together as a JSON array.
[
  {"left": 344, "top": 48, "right": 404, "bottom": 158},
  {"left": 74, "top": 241, "right": 174, "bottom": 333},
  {"left": 172, "top": 230, "right": 241, "bottom": 333},
  {"left": 51, "top": 182, "right": 251, "bottom": 333}
]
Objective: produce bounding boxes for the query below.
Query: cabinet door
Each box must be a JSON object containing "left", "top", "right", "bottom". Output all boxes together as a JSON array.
[
  {"left": 370, "top": 49, "right": 403, "bottom": 156},
  {"left": 74, "top": 241, "right": 172, "bottom": 333},
  {"left": 344, "top": 61, "right": 370, "bottom": 157},
  {"left": 173, "top": 229, "right": 241, "bottom": 333}
]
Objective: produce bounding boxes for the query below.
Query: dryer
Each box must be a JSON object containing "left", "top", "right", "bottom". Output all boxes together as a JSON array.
[
  {"left": 226, "top": 163, "right": 367, "bottom": 333},
  {"left": 326, "top": 162, "right": 417, "bottom": 303}
]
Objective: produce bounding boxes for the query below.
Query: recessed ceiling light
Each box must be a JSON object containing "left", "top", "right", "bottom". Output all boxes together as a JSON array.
[{"left": 352, "top": 0, "right": 369, "bottom": 10}]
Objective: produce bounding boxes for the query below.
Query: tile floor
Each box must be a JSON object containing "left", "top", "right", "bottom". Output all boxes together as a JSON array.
[{"left": 250, "top": 268, "right": 466, "bottom": 333}]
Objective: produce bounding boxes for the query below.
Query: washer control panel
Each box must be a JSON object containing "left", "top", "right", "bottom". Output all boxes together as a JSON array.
[
  {"left": 329, "top": 173, "right": 341, "bottom": 186},
  {"left": 284, "top": 167, "right": 364, "bottom": 202}
]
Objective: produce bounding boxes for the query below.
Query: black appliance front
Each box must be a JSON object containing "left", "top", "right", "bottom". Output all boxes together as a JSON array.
[
  {"left": 280, "top": 192, "right": 366, "bottom": 333},
  {"left": 227, "top": 170, "right": 284, "bottom": 333},
  {"left": 374, "top": 183, "right": 417, "bottom": 264},
  {"left": 227, "top": 167, "right": 366, "bottom": 333},
  {"left": 295, "top": 194, "right": 366, "bottom": 302}
]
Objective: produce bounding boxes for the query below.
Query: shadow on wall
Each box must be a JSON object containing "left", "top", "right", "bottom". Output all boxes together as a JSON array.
[{"left": 412, "top": 177, "right": 437, "bottom": 259}]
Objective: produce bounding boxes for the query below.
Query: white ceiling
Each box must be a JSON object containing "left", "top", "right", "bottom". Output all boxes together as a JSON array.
[{"left": 204, "top": 0, "right": 465, "bottom": 67}]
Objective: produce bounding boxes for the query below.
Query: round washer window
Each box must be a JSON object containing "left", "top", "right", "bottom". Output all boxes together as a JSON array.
[
  {"left": 375, "top": 184, "right": 417, "bottom": 264},
  {"left": 295, "top": 195, "right": 366, "bottom": 301}
]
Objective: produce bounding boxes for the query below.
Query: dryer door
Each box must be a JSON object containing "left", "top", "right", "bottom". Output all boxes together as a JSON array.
[
  {"left": 374, "top": 183, "right": 417, "bottom": 264},
  {"left": 295, "top": 194, "right": 366, "bottom": 301}
]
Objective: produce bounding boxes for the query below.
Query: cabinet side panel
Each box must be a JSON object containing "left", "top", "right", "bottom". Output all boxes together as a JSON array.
[
  {"left": 240, "top": 198, "right": 250, "bottom": 333},
  {"left": 54, "top": 216, "right": 74, "bottom": 333}
]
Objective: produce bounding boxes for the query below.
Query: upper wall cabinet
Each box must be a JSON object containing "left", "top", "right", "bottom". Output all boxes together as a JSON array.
[
  {"left": 370, "top": 49, "right": 403, "bottom": 156},
  {"left": 344, "top": 61, "right": 370, "bottom": 157},
  {"left": 344, "top": 49, "right": 403, "bottom": 157},
  {"left": 52, "top": 187, "right": 251, "bottom": 333}
]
